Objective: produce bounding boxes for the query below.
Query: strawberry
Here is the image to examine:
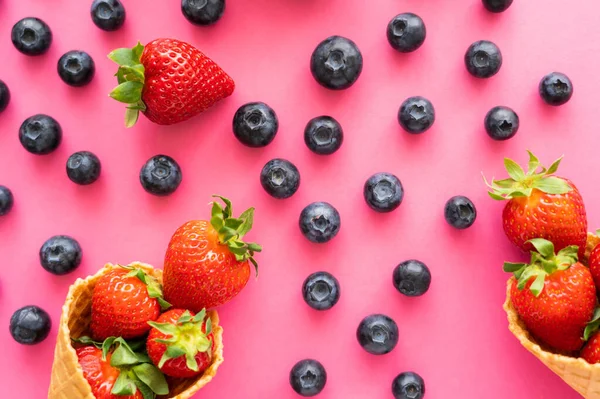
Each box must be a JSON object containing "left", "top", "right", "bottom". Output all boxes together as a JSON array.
[
  {"left": 91, "top": 266, "right": 170, "bottom": 341},
  {"left": 588, "top": 231, "right": 600, "bottom": 289},
  {"left": 163, "top": 195, "right": 261, "bottom": 310},
  {"left": 504, "top": 238, "right": 596, "bottom": 352},
  {"left": 108, "top": 38, "right": 235, "bottom": 127},
  {"left": 147, "top": 309, "right": 213, "bottom": 378},
  {"left": 73, "top": 336, "right": 168, "bottom": 399},
  {"left": 582, "top": 309, "right": 600, "bottom": 364},
  {"left": 485, "top": 151, "right": 587, "bottom": 258}
]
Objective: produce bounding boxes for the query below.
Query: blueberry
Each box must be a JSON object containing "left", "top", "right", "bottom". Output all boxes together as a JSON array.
[
  {"left": 0, "top": 186, "right": 14, "bottom": 216},
  {"left": 140, "top": 155, "right": 182, "bottom": 196},
  {"left": 393, "top": 260, "right": 431, "bottom": 297},
  {"left": 11, "top": 17, "right": 52, "bottom": 56},
  {"left": 10, "top": 306, "right": 52, "bottom": 345},
  {"left": 398, "top": 96, "right": 435, "bottom": 134},
  {"left": 57, "top": 51, "right": 95, "bottom": 87},
  {"left": 304, "top": 116, "right": 343, "bottom": 155},
  {"left": 444, "top": 196, "right": 477, "bottom": 229},
  {"left": 289, "top": 359, "right": 327, "bottom": 397},
  {"left": 233, "top": 102, "right": 278, "bottom": 147},
  {"left": 299, "top": 202, "right": 341, "bottom": 244},
  {"left": 66, "top": 151, "right": 101, "bottom": 185},
  {"left": 0, "top": 80, "right": 10, "bottom": 113},
  {"left": 387, "top": 13, "right": 426, "bottom": 53},
  {"left": 302, "top": 272, "right": 340, "bottom": 311},
  {"left": 482, "top": 0, "right": 513, "bottom": 12},
  {"left": 484, "top": 106, "right": 519, "bottom": 141},
  {"left": 310, "top": 36, "right": 363, "bottom": 90},
  {"left": 539, "top": 72, "right": 573, "bottom": 106},
  {"left": 364, "top": 173, "right": 404, "bottom": 213},
  {"left": 182, "top": 0, "right": 225, "bottom": 26},
  {"left": 91, "top": 0, "right": 126, "bottom": 31},
  {"left": 464, "top": 40, "right": 502, "bottom": 78},
  {"left": 40, "top": 235, "right": 82, "bottom": 275},
  {"left": 260, "top": 159, "right": 300, "bottom": 199},
  {"left": 19, "top": 114, "right": 62, "bottom": 155},
  {"left": 392, "top": 372, "right": 426, "bottom": 399},
  {"left": 356, "top": 314, "right": 399, "bottom": 355}
]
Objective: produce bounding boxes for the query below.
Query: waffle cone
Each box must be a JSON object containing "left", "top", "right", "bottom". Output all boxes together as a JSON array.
[
  {"left": 504, "top": 233, "right": 600, "bottom": 399},
  {"left": 47, "top": 262, "right": 224, "bottom": 399}
]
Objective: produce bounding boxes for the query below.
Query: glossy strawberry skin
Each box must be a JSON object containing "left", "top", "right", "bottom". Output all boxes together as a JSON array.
[
  {"left": 510, "top": 262, "right": 595, "bottom": 352},
  {"left": 147, "top": 309, "right": 213, "bottom": 378},
  {"left": 502, "top": 179, "right": 587, "bottom": 258},
  {"left": 76, "top": 346, "right": 143, "bottom": 399},
  {"left": 582, "top": 332, "right": 600, "bottom": 364},
  {"left": 163, "top": 220, "right": 252, "bottom": 310},
  {"left": 91, "top": 269, "right": 160, "bottom": 341},
  {"left": 589, "top": 244, "right": 600, "bottom": 290},
  {"left": 140, "top": 38, "right": 235, "bottom": 125}
]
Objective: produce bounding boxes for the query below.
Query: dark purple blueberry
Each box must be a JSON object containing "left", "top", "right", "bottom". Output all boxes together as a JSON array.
[
  {"left": 398, "top": 96, "right": 435, "bottom": 134},
  {"left": 392, "top": 372, "right": 425, "bottom": 399},
  {"left": 539, "top": 72, "right": 573, "bottom": 106},
  {"left": 393, "top": 260, "right": 431, "bottom": 297},
  {"left": 482, "top": 0, "right": 513, "bottom": 12},
  {"left": 11, "top": 17, "right": 52, "bottom": 56},
  {"left": 484, "top": 106, "right": 519, "bottom": 141},
  {"left": 140, "top": 155, "right": 182, "bottom": 196},
  {"left": 40, "top": 235, "right": 82, "bottom": 275},
  {"left": 310, "top": 36, "right": 363, "bottom": 90},
  {"left": 387, "top": 13, "right": 426, "bottom": 53},
  {"left": 444, "top": 195, "right": 477, "bottom": 230},
  {"left": 233, "top": 102, "right": 278, "bottom": 147},
  {"left": 260, "top": 158, "right": 300, "bottom": 199},
  {"left": 10, "top": 305, "right": 52, "bottom": 345},
  {"left": 58, "top": 51, "right": 95, "bottom": 87},
  {"left": 19, "top": 114, "right": 62, "bottom": 155},
  {"left": 289, "top": 359, "right": 327, "bottom": 397},
  {"left": 304, "top": 116, "right": 343, "bottom": 155},
  {"left": 464, "top": 40, "right": 502, "bottom": 78},
  {"left": 299, "top": 202, "right": 341, "bottom": 244},
  {"left": 0, "top": 186, "right": 13, "bottom": 216},
  {"left": 66, "top": 151, "right": 101, "bottom": 185},
  {"left": 364, "top": 173, "right": 404, "bottom": 213},
  {"left": 356, "top": 314, "right": 399, "bottom": 355},
  {"left": 182, "top": 0, "right": 225, "bottom": 26},
  {"left": 91, "top": 0, "right": 126, "bottom": 31},
  {"left": 302, "top": 271, "right": 340, "bottom": 311},
  {"left": 0, "top": 80, "right": 10, "bottom": 113}
]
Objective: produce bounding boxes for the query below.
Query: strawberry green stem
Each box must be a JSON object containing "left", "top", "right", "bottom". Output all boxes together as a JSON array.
[
  {"left": 108, "top": 42, "right": 147, "bottom": 128},
  {"left": 483, "top": 150, "right": 572, "bottom": 201},
  {"left": 210, "top": 195, "right": 262, "bottom": 276},
  {"left": 503, "top": 238, "right": 579, "bottom": 297},
  {"left": 148, "top": 310, "right": 212, "bottom": 372},
  {"left": 121, "top": 265, "right": 171, "bottom": 310}
]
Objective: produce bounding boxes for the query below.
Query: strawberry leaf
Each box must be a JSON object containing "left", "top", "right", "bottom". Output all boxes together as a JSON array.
[
  {"left": 528, "top": 238, "right": 555, "bottom": 258},
  {"left": 112, "top": 371, "right": 137, "bottom": 396},
  {"left": 584, "top": 308, "right": 600, "bottom": 341},
  {"left": 529, "top": 272, "right": 546, "bottom": 297},
  {"left": 110, "top": 81, "right": 143, "bottom": 104},
  {"left": 71, "top": 336, "right": 103, "bottom": 349},
  {"left": 545, "top": 156, "right": 563, "bottom": 175},
  {"left": 111, "top": 338, "right": 142, "bottom": 367},
  {"left": 526, "top": 150, "right": 540, "bottom": 175},
  {"left": 532, "top": 176, "right": 572, "bottom": 195},
  {"left": 132, "top": 363, "right": 169, "bottom": 395},
  {"left": 108, "top": 48, "right": 138, "bottom": 67},
  {"left": 504, "top": 158, "right": 525, "bottom": 181}
]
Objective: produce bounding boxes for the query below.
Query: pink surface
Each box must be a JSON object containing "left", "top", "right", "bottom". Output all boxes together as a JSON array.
[{"left": 0, "top": 0, "right": 598, "bottom": 398}]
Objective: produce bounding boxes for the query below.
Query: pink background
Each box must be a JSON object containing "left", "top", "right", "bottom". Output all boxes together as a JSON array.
[{"left": 0, "top": 0, "right": 598, "bottom": 398}]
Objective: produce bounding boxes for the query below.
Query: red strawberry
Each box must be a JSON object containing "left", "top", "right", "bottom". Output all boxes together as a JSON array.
[
  {"left": 74, "top": 337, "right": 168, "bottom": 398},
  {"left": 108, "top": 38, "right": 235, "bottom": 127},
  {"left": 505, "top": 238, "right": 596, "bottom": 352},
  {"left": 582, "top": 309, "right": 600, "bottom": 364},
  {"left": 588, "top": 233, "right": 600, "bottom": 289},
  {"left": 147, "top": 309, "right": 214, "bottom": 378},
  {"left": 91, "top": 266, "right": 169, "bottom": 341},
  {"left": 163, "top": 196, "right": 261, "bottom": 311},
  {"left": 485, "top": 151, "right": 587, "bottom": 259}
]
